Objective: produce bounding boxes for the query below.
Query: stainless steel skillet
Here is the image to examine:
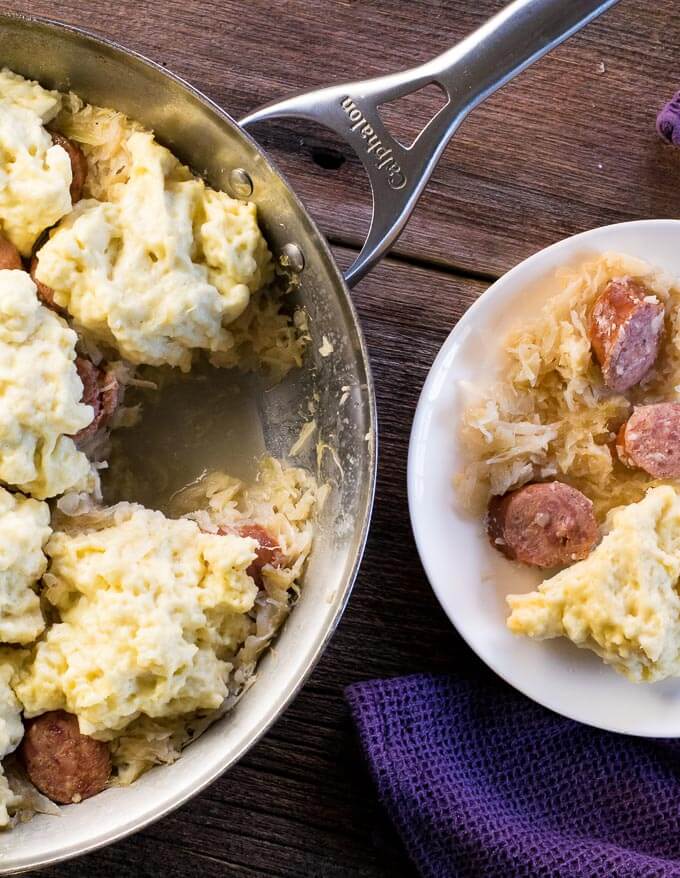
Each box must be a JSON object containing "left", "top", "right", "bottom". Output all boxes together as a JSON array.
[{"left": 0, "top": 0, "right": 619, "bottom": 871}]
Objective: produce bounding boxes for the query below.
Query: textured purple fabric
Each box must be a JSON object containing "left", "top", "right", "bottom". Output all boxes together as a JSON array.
[
  {"left": 346, "top": 673, "right": 680, "bottom": 878},
  {"left": 657, "top": 91, "right": 680, "bottom": 145}
]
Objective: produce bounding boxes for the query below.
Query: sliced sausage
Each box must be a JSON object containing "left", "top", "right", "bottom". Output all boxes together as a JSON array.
[
  {"left": 0, "top": 233, "right": 22, "bottom": 270},
  {"left": 616, "top": 402, "right": 680, "bottom": 478},
  {"left": 487, "top": 481, "right": 598, "bottom": 568},
  {"left": 51, "top": 132, "right": 88, "bottom": 203},
  {"left": 73, "top": 356, "right": 121, "bottom": 444},
  {"left": 589, "top": 277, "right": 665, "bottom": 392},
  {"left": 20, "top": 711, "right": 111, "bottom": 804},
  {"left": 219, "top": 523, "right": 285, "bottom": 586},
  {"left": 30, "top": 254, "right": 64, "bottom": 315}
]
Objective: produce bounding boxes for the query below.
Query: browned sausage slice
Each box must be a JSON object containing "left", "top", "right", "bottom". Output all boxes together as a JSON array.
[
  {"left": 20, "top": 711, "right": 111, "bottom": 804},
  {"left": 487, "top": 482, "right": 598, "bottom": 568},
  {"left": 73, "top": 357, "right": 121, "bottom": 445},
  {"left": 51, "top": 132, "right": 88, "bottom": 203},
  {"left": 0, "top": 233, "right": 22, "bottom": 270},
  {"left": 30, "top": 254, "right": 64, "bottom": 315},
  {"left": 218, "top": 523, "right": 285, "bottom": 586},
  {"left": 589, "top": 277, "right": 664, "bottom": 392},
  {"left": 616, "top": 402, "right": 680, "bottom": 478}
]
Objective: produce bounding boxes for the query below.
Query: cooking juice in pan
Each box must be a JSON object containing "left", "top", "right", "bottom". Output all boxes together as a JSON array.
[{"left": 102, "top": 365, "right": 267, "bottom": 513}]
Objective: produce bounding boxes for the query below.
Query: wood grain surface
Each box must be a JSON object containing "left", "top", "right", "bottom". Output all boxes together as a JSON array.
[
  {"left": 0, "top": 0, "right": 677, "bottom": 875},
  {"left": 7, "top": 0, "right": 679, "bottom": 278}
]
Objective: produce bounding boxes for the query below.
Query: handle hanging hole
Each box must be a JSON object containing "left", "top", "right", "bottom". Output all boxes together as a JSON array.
[{"left": 377, "top": 81, "right": 449, "bottom": 149}]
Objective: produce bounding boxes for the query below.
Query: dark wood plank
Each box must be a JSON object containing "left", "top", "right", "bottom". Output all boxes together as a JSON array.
[
  {"left": 31, "top": 250, "right": 485, "bottom": 877},
  {"left": 7, "top": 0, "right": 680, "bottom": 278}
]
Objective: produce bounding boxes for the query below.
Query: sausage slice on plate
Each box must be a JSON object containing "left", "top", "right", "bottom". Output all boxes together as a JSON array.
[
  {"left": 0, "top": 233, "right": 22, "bottom": 271},
  {"left": 617, "top": 402, "right": 680, "bottom": 478},
  {"left": 20, "top": 711, "right": 111, "bottom": 804},
  {"left": 487, "top": 482, "right": 598, "bottom": 568},
  {"left": 51, "top": 132, "right": 88, "bottom": 203},
  {"left": 589, "top": 277, "right": 665, "bottom": 392}
]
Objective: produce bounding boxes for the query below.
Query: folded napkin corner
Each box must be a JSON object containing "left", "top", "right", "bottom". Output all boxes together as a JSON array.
[{"left": 346, "top": 672, "right": 680, "bottom": 878}]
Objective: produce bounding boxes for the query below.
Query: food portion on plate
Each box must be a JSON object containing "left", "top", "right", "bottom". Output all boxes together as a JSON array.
[
  {"left": 0, "top": 69, "right": 317, "bottom": 828},
  {"left": 457, "top": 250, "right": 680, "bottom": 682},
  {"left": 507, "top": 485, "right": 680, "bottom": 683}
]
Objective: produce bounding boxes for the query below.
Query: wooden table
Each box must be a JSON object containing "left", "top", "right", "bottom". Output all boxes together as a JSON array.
[{"left": 6, "top": 0, "right": 679, "bottom": 874}]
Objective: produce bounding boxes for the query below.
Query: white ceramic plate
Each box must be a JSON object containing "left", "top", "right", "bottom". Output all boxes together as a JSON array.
[{"left": 408, "top": 219, "right": 680, "bottom": 737}]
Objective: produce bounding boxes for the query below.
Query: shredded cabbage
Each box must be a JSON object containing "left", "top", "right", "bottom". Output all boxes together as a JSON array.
[
  {"left": 458, "top": 252, "right": 680, "bottom": 520},
  {"left": 54, "top": 93, "right": 143, "bottom": 201}
]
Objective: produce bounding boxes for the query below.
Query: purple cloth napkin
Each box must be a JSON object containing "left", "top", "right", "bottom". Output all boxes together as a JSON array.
[
  {"left": 346, "top": 673, "right": 680, "bottom": 878},
  {"left": 657, "top": 91, "right": 680, "bottom": 145}
]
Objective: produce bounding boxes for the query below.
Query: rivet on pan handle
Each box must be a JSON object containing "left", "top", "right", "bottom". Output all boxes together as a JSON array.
[{"left": 241, "top": 0, "right": 620, "bottom": 288}]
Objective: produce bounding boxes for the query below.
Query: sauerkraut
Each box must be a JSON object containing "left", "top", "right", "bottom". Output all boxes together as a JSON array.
[
  {"left": 184, "top": 457, "right": 317, "bottom": 679},
  {"left": 210, "top": 289, "right": 308, "bottom": 379},
  {"left": 457, "top": 252, "right": 680, "bottom": 520},
  {"left": 53, "top": 92, "right": 144, "bottom": 201}
]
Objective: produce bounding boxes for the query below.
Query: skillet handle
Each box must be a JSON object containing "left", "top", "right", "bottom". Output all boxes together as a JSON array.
[{"left": 240, "top": 0, "right": 620, "bottom": 287}]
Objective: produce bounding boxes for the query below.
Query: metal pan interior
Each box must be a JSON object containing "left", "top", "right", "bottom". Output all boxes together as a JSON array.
[{"left": 0, "top": 13, "right": 376, "bottom": 872}]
